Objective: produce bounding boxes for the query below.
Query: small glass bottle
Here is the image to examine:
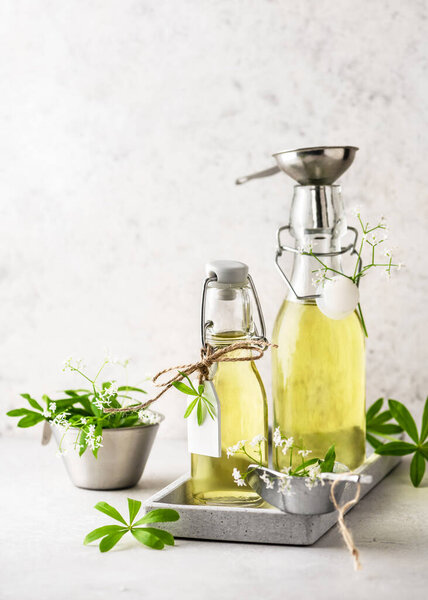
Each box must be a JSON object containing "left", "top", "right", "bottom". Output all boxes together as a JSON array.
[{"left": 191, "top": 260, "right": 268, "bottom": 506}]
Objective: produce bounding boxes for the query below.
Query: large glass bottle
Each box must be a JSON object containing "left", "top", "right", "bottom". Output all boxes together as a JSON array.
[
  {"left": 272, "top": 184, "right": 366, "bottom": 470},
  {"left": 191, "top": 260, "right": 268, "bottom": 506}
]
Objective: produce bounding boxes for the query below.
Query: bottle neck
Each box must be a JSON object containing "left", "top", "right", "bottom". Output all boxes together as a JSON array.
[
  {"left": 287, "top": 185, "right": 346, "bottom": 302},
  {"left": 289, "top": 236, "right": 343, "bottom": 301}
]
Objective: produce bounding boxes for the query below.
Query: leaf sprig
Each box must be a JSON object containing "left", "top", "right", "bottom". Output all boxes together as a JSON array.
[
  {"left": 84, "top": 498, "right": 180, "bottom": 552},
  {"left": 305, "top": 212, "right": 401, "bottom": 337},
  {"left": 7, "top": 358, "right": 157, "bottom": 458},
  {"left": 172, "top": 372, "right": 216, "bottom": 426},
  {"left": 366, "top": 397, "right": 428, "bottom": 487}
]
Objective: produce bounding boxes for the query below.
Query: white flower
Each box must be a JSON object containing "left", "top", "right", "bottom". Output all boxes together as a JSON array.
[
  {"left": 352, "top": 206, "right": 362, "bottom": 217},
  {"left": 299, "top": 241, "right": 313, "bottom": 254},
  {"left": 226, "top": 440, "right": 246, "bottom": 458},
  {"left": 93, "top": 397, "right": 109, "bottom": 409},
  {"left": 249, "top": 434, "right": 266, "bottom": 447},
  {"left": 383, "top": 248, "right": 392, "bottom": 258},
  {"left": 304, "top": 463, "right": 322, "bottom": 489},
  {"left": 80, "top": 417, "right": 87, "bottom": 425},
  {"left": 49, "top": 402, "right": 57, "bottom": 413},
  {"left": 273, "top": 427, "right": 283, "bottom": 448},
  {"left": 85, "top": 423, "right": 103, "bottom": 451},
  {"left": 277, "top": 475, "right": 292, "bottom": 496},
  {"left": 50, "top": 412, "right": 70, "bottom": 430},
  {"left": 42, "top": 408, "right": 52, "bottom": 418},
  {"left": 55, "top": 448, "right": 68, "bottom": 457},
  {"left": 281, "top": 436, "right": 294, "bottom": 455},
  {"left": 260, "top": 471, "right": 274, "bottom": 489},
  {"left": 298, "top": 449, "right": 312, "bottom": 458},
  {"left": 62, "top": 357, "right": 86, "bottom": 372},
  {"left": 138, "top": 409, "right": 161, "bottom": 425},
  {"left": 232, "top": 468, "right": 246, "bottom": 487},
  {"left": 111, "top": 356, "right": 130, "bottom": 368}
]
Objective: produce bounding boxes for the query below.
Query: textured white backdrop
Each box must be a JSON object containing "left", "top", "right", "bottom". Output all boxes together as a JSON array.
[{"left": 1, "top": 1, "right": 427, "bottom": 441}]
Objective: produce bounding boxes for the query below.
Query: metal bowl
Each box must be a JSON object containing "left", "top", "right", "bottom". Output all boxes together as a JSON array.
[
  {"left": 246, "top": 463, "right": 369, "bottom": 515},
  {"left": 52, "top": 414, "right": 164, "bottom": 490},
  {"left": 273, "top": 146, "right": 359, "bottom": 185}
]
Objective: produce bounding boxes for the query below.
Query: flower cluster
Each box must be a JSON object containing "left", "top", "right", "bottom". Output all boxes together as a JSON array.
[
  {"left": 228, "top": 429, "right": 336, "bottom": 495},
  {"left": 273, "top": 427, "right": 295, "bottom": 455},
  {"left": 232, "top": 468, "right": 246, "bottom": 487},
  {"left": 138, "top": 409, "right": 162, "bottom": 425},
  {"left": 86, "top": 424, "right": 103, "bottom": 451}
]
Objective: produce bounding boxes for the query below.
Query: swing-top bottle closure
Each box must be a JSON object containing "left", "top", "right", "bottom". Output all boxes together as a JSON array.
[
  {"left": 236, "top": 146, "right": 362, "bottom": 301},
  {"left": 201, "top": 260, "right": 266, "bottom": 347}
]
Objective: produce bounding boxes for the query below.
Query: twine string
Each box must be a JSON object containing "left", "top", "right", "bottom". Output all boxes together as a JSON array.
[
  {"left": 104, "top": 339, "right": 273, "bottom": 415},
  {"left": 330, "top": 475, "right": 362, "bottom": 571}
]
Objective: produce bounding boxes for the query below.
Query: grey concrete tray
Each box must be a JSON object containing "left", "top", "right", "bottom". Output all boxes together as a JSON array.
[{"left": 144, "top": 452, "right": 400, "bottom": 545}]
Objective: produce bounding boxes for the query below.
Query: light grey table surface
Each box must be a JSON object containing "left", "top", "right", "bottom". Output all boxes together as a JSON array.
[{"left": 1, "top": 434, "right": 427, "bottom": 600}]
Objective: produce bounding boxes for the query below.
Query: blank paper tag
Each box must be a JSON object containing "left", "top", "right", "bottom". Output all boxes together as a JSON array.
[{"left": 187, "top": 380, "right": 221, "bottom": 458}]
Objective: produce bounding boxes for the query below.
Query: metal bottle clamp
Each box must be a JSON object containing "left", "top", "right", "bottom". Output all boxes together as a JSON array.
[
  {"left": 275, "top": 225, "right": 361, "bottom": 301},
  {"left": 200, "top": 274, "right": 266, "bottom": 347}
]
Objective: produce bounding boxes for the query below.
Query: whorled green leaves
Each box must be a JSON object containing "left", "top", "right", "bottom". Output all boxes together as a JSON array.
[
  {"left": 367, "top": 397, "right": 428, "bottom": 487},
  {"left": 173, "top": 373, "right": 216, "bottom": 426},
  {"left": 84, "top": 499, "right": 180, "bottom": 552}
]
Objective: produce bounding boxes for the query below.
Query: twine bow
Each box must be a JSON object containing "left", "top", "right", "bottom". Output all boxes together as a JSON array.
[{"left": 104, "top": 339, "right": 273, "bottom": 415}]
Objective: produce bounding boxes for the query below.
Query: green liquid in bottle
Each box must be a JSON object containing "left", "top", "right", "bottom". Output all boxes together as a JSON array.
[
  {"left": 272, "top": 301, "right": 366, "bottom": 470},
  {"left": 191, "top": 333, "right": 268, "bottom": 506}
]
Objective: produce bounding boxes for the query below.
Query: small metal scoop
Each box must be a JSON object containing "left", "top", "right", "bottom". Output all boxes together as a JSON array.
[
  {"left": 247, "top": 465, "right": 372, "bottom": 515},
  {"left": 236, "top": 146, "right": 358, "bottom": 186}
]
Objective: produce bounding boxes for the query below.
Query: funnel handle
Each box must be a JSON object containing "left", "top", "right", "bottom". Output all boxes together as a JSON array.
[{"left": 235, "top": 165, "right": 280, "bottom": 185}]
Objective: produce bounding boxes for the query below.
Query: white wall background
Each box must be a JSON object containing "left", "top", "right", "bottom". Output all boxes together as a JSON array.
[{"left": 1, "top": 0, "right": 428, "bottom": 441}]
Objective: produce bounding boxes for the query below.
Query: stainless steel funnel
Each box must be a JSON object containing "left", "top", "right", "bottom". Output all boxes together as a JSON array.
[{"left": 236, "top": 146, "right": 358, "bottom": 186}]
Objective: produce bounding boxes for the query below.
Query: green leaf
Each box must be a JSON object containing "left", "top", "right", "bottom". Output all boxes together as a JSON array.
[
  {"left": 419, "top": 444, "right": 428, "bottom": 460},
  {"left": 366, "top": 433, "right": 383, "bottom": 450},
  {"left": 388, "top": 399, "right": 419, "bottom": 444},
  {"left": 117, "top": 386, "right": 147, "bottom": 394},
  {"left": 94, "top": 502, "right": 127, "bottom": 525},
  {"left": 375, "top": 441, "right": 417, "bottom": 456},
  {"left": 99, "top": 530, "right": 127, "bottom": 552},
  {"left": 183, "top": 398, "right": 198, "bottom": 419},
  {"left": 420, "top": 397, "right": 428, "bottom": 443},
  {"left": 21, "top": 393, "right": 43, "bottom": 412},
  {"left": 128, "top": 499, "right": 142, "bottom": 524},
  {"left": 197, "top": 399, "right": 204, "bottom": 425},
  {"left": 92, "top": 423, "right": 103, "bottom": 459},
  {"left": 367, "top": 424, "right": 404, "bottom": 435},
  {"left": 172, "top": 381, "right": 198, "bottom": 396},
  {"left": 83, "top": 525, "right": 126, "bottom": 545},
  {"left": 198, "top": 384, "right": 204, "bottom": 396},
  {"left": 366, "top": 398, "right": 384, "bottom": 423},
  {"left": 143, "top": 527, "right": 175, "bottom": 546},
  {"left": 79, "top": 429, "right": 88, "bottom": 456},
  {"left": 7, "top": 408, "right": 31, "bottom": 417},
  {"left": 320, "top": 444, "right": 336, "bottom": 473},
  {"left": 134, "top": 508, "right": 180, "bottom": 526},
  {"left": 17, "top": 413, "right": 45, "bottom": 428},
  {"left": 410, "top": 451, "right": 426, "bottom": 487},
  {"left": 369, "top": 410, "right": 398, "bottom": 426},
  {"left": 131, "top": 528, "right": 164, "bottom": 549},
  {"left": 293, "top": 458, "right": 320, "bottom": 474}
]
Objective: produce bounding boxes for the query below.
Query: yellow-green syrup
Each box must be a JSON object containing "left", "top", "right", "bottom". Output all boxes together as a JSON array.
[
  {"left": 272, "top": 301, "right": 366, "bottom": 471},
  {"left": 191, "top": 333, "right": 268, "bottom": 506}
]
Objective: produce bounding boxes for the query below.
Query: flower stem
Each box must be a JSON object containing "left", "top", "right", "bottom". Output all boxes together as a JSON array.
[{"left": 356, "top": 303, "right": 368, "bottom": 337}]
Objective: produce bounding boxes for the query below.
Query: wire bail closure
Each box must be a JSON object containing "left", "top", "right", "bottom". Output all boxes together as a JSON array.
[
  {"left": 275, "top": 225, "right": 361, "bottom": 301},
  {"left": 200, "top": 274, "right": 266, "bottom": 347}
]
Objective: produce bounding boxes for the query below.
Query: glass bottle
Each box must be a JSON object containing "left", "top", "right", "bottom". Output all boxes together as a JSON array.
[
  {"left": 191, "top": 260, "right": 268, "bottom": 506},
  {"left": 272, "top": 184, "right": 366, "bottom": 470}
]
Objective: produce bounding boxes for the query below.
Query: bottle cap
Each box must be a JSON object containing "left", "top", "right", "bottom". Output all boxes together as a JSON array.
[{"left": 206, "top": 260, "right": 249, "bottom": 286}]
